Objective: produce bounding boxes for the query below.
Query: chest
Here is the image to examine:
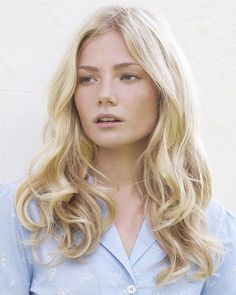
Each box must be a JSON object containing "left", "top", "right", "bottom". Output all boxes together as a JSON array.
[
  {"left": 114, "top": 215, "right": 144, "bottom": 257},
  {"left": 29, "top": 241, "right": 205, "bottom": 295},
  {"left": 113, "top": 194, "right": 146, "bottom": 257}
]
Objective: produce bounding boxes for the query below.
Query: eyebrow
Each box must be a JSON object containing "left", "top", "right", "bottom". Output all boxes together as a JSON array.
[{"left": 77, "top": 62, "right": 141, "bottom": 72}]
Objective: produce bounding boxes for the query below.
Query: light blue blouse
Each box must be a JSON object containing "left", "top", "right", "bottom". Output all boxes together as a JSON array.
[{"left": 0, "top": 178, "right": 236, "bottom": 295}]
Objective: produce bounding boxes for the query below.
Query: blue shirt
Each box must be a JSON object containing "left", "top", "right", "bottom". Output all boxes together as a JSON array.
[{"left": 0, "top": 178, "right": 236, "bottom": 295}]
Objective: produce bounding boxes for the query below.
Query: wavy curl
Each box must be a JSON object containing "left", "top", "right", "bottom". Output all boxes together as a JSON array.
[{"left": 15, "top": 5, "right": 226, "bottom": 287}]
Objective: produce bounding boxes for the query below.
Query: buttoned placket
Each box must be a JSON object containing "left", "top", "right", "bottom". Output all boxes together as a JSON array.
[
  {"left": 87, "top": 175, "right": 160, "bottom": 294},
  {"left": 100, "top": 216, "right": 158, "bottom": 294}
]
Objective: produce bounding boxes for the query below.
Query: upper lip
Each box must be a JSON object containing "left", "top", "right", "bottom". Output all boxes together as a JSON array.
[{"left": 94, "top": 113, "right": 123, "bottom": 123}]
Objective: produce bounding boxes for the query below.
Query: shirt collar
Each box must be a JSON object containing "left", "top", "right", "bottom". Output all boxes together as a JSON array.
[{"left": 87, "top": 174, "right": 158, "bottom": 279}]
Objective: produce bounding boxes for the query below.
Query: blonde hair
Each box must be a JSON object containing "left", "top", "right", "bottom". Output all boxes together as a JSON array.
[{"left": 15, "top": 5, "right": 226, "bottom": 287}]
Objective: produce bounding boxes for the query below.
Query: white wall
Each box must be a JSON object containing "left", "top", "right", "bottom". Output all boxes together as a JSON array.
[{"left": 0, "top": 0, "right": 235, "bottom": 213}]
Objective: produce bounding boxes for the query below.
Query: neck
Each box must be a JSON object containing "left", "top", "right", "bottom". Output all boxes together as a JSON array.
[
  {"left": 92, "top": 144, "right": 149, "bottom": 217},
  {"left": 93, "top": 144, "right": 146, "bottom": 196}
]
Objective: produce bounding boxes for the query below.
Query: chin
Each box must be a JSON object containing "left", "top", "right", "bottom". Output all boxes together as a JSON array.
[
  {"left": 88, "top": 134, "right": 124, "bottom": 147},
  {"left": 96, "top": 142, "right": 125, "bottom": 149}
]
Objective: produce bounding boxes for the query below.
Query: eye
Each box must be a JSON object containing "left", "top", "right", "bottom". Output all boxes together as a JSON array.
[
  {"left": 78, "top": 76, "right": 97, "bottom": 84},
  {"left": 121, "top": 73, "right": 140, "bottom": 81}
]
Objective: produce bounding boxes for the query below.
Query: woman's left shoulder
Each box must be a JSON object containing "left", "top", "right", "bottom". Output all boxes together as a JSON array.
[
  {"left": 205, "top": 198, "right": 236, "bottom": 244},
  {"left": 199, "top": 201, "right": 236, "bottom": 293}
]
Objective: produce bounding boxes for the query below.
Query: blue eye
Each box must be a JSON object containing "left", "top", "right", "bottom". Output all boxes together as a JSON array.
[{"left": 121, "top": 73, "right": 139, "bottom": 81}]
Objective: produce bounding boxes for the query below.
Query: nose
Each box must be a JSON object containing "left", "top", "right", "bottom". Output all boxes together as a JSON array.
[{"left": 96, "top": 79, "right": 118, "bottom": 106}]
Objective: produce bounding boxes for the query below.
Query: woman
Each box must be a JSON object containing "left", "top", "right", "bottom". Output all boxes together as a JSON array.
[{"left": 0, "top": 5, "right": 236, "bottom": 294}]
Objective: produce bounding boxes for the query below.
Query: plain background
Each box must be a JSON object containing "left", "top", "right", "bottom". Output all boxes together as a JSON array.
[{"left": 0, "top": 0, "right": 235, "bottom": 213}]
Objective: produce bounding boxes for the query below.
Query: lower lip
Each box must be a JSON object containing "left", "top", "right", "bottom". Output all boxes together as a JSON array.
[{"left": 95, "top": 121, "right": 123, "bottom": 127}]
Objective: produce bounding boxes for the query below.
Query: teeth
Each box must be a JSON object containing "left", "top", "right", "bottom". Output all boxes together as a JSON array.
[{"left": 99, "top": 118, "right": 116, "bottom": 122}]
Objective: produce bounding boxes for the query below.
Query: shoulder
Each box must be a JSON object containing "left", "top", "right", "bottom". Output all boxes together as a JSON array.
[
  {"left": 0, "top": 177, "right": 33, "bottom": 290},
  {"left": 205, "top": 198, "right": 236, "bottom": 238},
  {"left": 0, "top": 176, "right": 40, "bottom": 226},
  {"left": 0, "top": 177, "right": 28, "bottom": 223},
  {"left": 201, "top": 202, "right": 236, "bottom": 292},
  {"left": 205, "top": 197, "right": 236, "bottom": 222},
  {"left": 0, "top": 176, "right": 26, "bottom": 212},
  {"left": 0, "top": 177, "right": 30, "bottom": 235},
  {"left": 0, "top": 176, "right": 26, "bottom": 198}
]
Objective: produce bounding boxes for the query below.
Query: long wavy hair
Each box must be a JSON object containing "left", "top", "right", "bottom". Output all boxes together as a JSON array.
[{"left": 15, "top": 5, "right": 226, "bottom": 287}]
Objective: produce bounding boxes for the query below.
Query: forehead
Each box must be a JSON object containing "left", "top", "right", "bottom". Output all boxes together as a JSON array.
[{"left": 77, "top": 30, "right": 137, "bottom": 65}]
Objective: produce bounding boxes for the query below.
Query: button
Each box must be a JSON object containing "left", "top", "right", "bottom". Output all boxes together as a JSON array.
[{"left": 127, "top": 284, "right": 137, "bottom": 294}]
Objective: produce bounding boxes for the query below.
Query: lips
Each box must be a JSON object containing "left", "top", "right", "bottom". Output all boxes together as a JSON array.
[
  {"left": 96, "top": 121, "right": 123, "bottom": 128},
  {"left": 94, "top": 113, "right": 123, "bottom": 123}
]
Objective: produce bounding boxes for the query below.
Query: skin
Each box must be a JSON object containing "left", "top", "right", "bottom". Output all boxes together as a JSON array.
[{"left": 74, "top": 30, "right": 160, "bottom": 205}]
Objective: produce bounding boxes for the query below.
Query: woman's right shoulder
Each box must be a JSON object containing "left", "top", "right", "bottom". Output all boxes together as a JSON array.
[
  {"left": 0, "top": 177, "right": 28, "bottom": 230},
  {"left": 0, "top": 177, "right": 34, "bottom": 291},
  {"left": 0, "top": 177, "right": 26, "bottom": 207},
  {"left": 0, "top": 176, "right": 40, "bottom": 225}
]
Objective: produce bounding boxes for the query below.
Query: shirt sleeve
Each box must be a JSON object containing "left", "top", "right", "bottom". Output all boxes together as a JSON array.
[
  {"left": 201, "top": 201, "right": 236, "bottom": 294},
  {"left": 0, "top": 181, "right": 32, "bottom": 295}
]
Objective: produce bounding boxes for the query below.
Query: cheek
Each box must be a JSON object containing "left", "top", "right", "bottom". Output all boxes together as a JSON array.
[
  {"left": 128, "top": 89, "right": 158, "bottom": 118},
  {"left": 73, "top": 88, "right": 80, "bottom": 109},
  {"left": 73, "top": 99, "right": 88, "bottom": 131},
  {"left": 74, "top": 91, "right": 87, "bottom": 116},
  {"left": 134, "top": 93, "right": 159, "bottom": 130},
  {"left": 74, "top": 99, "right": 82, "bottom": 114}
]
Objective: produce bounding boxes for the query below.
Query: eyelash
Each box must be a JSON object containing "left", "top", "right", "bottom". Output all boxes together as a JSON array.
[
  {"left": 78, "top": 73, "right": 140, "bottom": 84},
  {"left": 78, "top": 76, "right": 95, "bottom": 84},
  {"left": 121, "top": 73, "right": 140, "bottom": 81}
]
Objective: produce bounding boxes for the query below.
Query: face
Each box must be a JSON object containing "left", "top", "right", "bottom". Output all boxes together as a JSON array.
[{"left": 74, "top": 30, "right": 159, "bottom": 151}]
